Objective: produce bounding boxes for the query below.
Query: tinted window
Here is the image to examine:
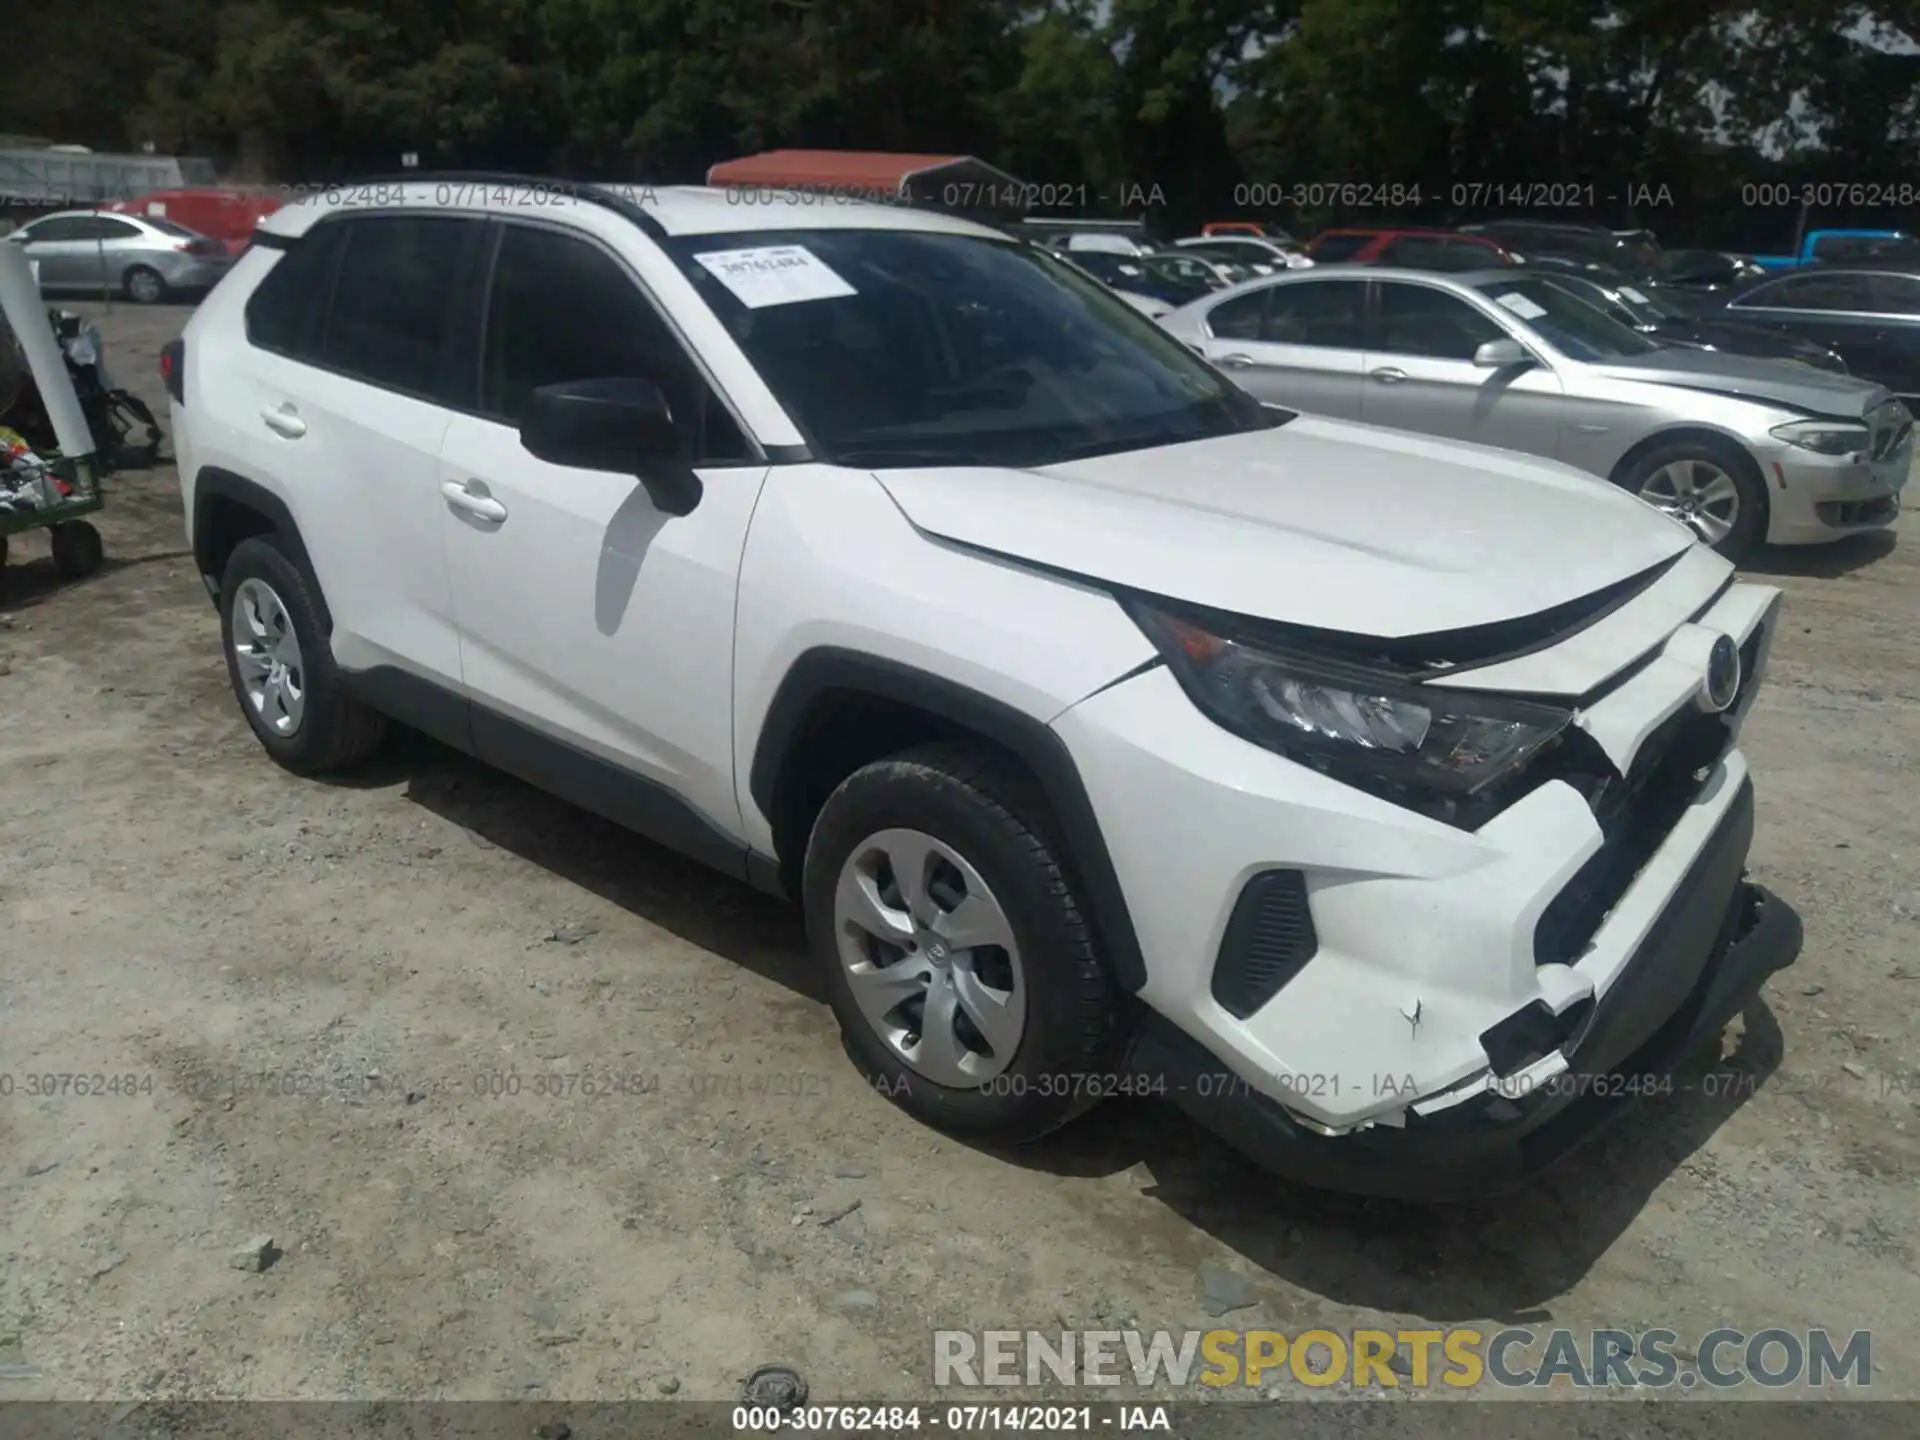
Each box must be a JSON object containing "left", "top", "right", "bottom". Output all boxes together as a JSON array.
[
  {"left": 1308, "top": 233, "right": 1370, "bottom": 263},
  {"left": 75, "top": 216, "right": 140, "bottom": 240},
  {"left": 663, "top": 228, "right": 1274, "bottom": 468},
  {"left": 23, "top": 216, "right": 90, "bottom": 242},
  {"left": 1205, "top": 291, "right": 1267, "bottom": 340},
  {"left": 1738, "top": 273, "right": 1872, "bottom": 311},
  {"left": 1810, "top": 235, "right": 1897, "bottom": 262},
  {"left": 1375, "top": 283, "right": 1505, "bottom": 359},
  {"left": 1381, "top": 237, "right": 1497, "bottom": 272},
  {"left": 1867, "top": 273, "right": 1920, "bottom": 315},
  {"left": 244, "top": 223, "right": 346, "bottom": 358},
  {"left": 142, "top": 216, "right": 200, "bottom": 238},
  {"left": 1263, "top": 282, "right": 1365, "bottom": 347},
  {"left": 323, "top": 216, "right": 470, "bottom": 396},
  {"left": 481, "top": 223, "right": 748, "bottom": 461}
]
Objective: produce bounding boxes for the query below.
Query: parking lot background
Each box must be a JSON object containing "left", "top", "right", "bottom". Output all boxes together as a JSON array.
[{"left": 0, "top": 300, "right": 1915, "bottom": 1401}]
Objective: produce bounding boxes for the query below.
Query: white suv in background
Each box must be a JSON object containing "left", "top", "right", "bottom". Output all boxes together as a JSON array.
[{"left": 164, "top": 177, "right": 1801, "bottom": 1200}]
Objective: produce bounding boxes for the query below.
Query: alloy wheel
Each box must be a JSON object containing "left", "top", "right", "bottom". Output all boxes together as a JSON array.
[
  {"left": 831, "top": 827, "right": 1026, "bottom": 1087},
  {"left": 1638, "top": 459, "right": 1740, "bottom": 546},
  {"left": 231, "top": 577, "right": 306, "bottom": 736}
]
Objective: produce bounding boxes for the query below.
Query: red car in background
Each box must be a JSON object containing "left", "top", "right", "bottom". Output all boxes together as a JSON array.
[
  {"left": 1304, "top": 226, "right": 1519, "bottom": 270},
  {"left": 107, "top": 188, "right": 284, "bottom": 257}
]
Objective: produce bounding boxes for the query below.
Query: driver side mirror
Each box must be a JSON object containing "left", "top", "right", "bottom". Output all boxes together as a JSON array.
[
  {"left": 1473, "top": 338, "right": 1532, "bottom": 369},
  {"left": 519, "top": 376, "right": 702, "bottom": 516}
]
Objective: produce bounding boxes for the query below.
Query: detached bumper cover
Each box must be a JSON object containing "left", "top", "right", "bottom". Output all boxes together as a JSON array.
[{"left": 1125, "top": 778, "right": 1803, "bottom": 1200}]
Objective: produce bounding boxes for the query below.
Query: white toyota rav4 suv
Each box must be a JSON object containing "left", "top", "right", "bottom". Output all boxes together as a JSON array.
[{"left": 165, "top": 177, "right": 1801, "bottom": 1200}]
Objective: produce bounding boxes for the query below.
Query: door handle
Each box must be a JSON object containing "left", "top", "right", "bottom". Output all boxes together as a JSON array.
[
  {"left": 260, "top": 405, "right": 306, "bottom": 438},
  {"left": 1369, "top": 367, "right": 1409, "bottom": 385},
  {"left": 1217, "top": 352, "right": 1256, "bottom": 369},
  {"left": 441, "top": 480, "right": 508, "bottom": 523}
]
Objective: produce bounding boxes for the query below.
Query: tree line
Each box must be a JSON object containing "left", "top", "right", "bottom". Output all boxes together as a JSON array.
[{"left": 10, "top": 1, "right": 1920, "bottom": 245}]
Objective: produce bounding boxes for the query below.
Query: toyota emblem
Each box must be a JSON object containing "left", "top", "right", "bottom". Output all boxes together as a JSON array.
[{"left": 1701, "top": 634, "right": 1741, "bottom": 713}]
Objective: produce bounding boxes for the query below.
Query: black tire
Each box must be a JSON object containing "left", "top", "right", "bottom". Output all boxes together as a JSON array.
[
  {"left": 802, "top": 741, "right": 1121, "bottom": 1144},
  {"left": 123, "top": 265, "right": 167, "bottom": 304},
  {"left": 49, "top": 520, "right": 104, "bottom": 578},
  {"left": 1615, "top": 438, "right": 1767, "bottom": 562},
  {"left": 218, "top": 535, "right": 387, "bottom": 774}
]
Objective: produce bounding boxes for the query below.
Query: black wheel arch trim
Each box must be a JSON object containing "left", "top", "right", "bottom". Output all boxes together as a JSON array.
[
  {"left": 749, "top": 648, "right": 1149, "bottom": 992},
  {"left": 191, "top": 466, "right": 331, "bottom": 632}
]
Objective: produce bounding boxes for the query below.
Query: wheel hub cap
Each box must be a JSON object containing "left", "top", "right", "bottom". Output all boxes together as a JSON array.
[
  {"left": 831, "top": 827, "right": 1026, "bottom": 1088},
  {"left": 231, "top": 577, "right": 306, "bottom": 737},
  {"left": 1639, "top": 459, "right": 1740, "bottom": 546}
]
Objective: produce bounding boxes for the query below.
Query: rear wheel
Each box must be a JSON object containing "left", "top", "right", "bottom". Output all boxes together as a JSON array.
[
  {"left": 1618, "top": 439, "right": 1766, "bottom": 561},
  {"left": 219, "top": 536, "right": 386, "bottom": 773},
  {"left": 802, "top": 742, "right": 1121, "bottom": 1144}
]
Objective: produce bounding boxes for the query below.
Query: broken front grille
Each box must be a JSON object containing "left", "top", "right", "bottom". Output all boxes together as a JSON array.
[{"left": 1531, "top": 624, "right": 1763, "bottom": 968}]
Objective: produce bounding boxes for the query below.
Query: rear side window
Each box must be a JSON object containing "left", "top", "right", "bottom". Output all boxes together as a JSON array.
[
  {"left": 245, "top": 224, "right": 346, "bottom": 359},
  {"left": 1263, "top": 281, "right": 1366, "bottom": 347},
  {"left": 1307, "top": 233, "right": 1370, "bottom": 263},
  {"left": 480, "top": 223, "right": 750, "bottom": 461},
  {"left": 1206, "top": 290, "right": 1268, "bottom": 340},
  {"left": 323, "top": 216, "right": 472, "bottom": 397}
]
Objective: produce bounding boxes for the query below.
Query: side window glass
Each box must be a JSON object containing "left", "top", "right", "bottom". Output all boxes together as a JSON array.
[
  {"left": 79, "top": 217, "right": 140, "bottom": 240},
  {"left": 481, "top": 223, "right": 750, "bottom": 462},
  {"left": 323, "top": 216, "right": 471, "bottom": 397},
  {"left": 1866, "top": 273, "right": 1920, "bottom": 315},
  {"left": 1741, "top": 274, "right": 1869, "bottom": 311},
  {"left": 1375, "top": 283, "right": 1505, "bottom": 359},
  {"left": 26, "top": 217, "right": 86, "bottom": 242},
  {"left": 1263, "top": 282, "right": 1366, "bottom": 348},
  {"left": 244, "top": 223, "right": 346, "bottom": 359},
  {"left": 1205, "top": 291, "right": 1267, "bottom": 341}
]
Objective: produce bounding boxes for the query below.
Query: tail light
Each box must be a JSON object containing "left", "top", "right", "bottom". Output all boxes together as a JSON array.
[
  {"left": 176, "top": 238, "right": 226, "bottom": 257},
  {"left": 160, "top": 339, "right": 184, "bottom": 404}
]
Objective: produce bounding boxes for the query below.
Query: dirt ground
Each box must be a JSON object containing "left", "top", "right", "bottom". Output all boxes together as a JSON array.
[{"left": 1, "top": 300, "right": 1916, "bottom": 1410}]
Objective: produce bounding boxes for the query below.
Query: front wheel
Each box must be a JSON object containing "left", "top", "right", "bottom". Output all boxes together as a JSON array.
[
  {"left": 1618, "top": 440, "right": 1766, "bottom": 561},
  {"left": 49, "top": 520, "right": 103, "bottom": 578},
  {"left": 802, "top": 743, "right": 1121, "bottom": 1144}
]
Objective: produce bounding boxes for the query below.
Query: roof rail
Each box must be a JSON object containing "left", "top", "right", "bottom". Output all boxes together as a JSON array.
[{"left": 339, "top": 170, "right": 669, "bottom": 241}]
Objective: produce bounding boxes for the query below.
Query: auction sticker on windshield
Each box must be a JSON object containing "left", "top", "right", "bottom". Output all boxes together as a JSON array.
[
  {"left": 1620, "top": 286, "right": 1650, "bottom": 303},
  {"left": 693, "top": 245, "right": 857, "bottom": 308},
  {"left": 1493, "top": 291, "right": 1548, "bottom": 319}
]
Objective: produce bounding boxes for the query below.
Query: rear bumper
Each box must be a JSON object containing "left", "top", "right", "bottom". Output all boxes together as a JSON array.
[{"left": 1124, "top": 779, "right": 1803, "bottom": 1201}]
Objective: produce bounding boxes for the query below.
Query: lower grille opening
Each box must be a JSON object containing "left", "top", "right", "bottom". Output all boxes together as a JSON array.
[
  {"left": 1816, "top": 496, "right": 1899, "bottom": 528},
  {"left": 1212, "top": 870, "right": 1318, "bottom": 1019},
  {"left": 1480, "top": 997, "right": 1595, "bottom": 1076}
]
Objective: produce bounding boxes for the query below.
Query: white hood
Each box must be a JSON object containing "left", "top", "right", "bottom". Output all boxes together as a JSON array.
[{"left": 873, "top": 416, "right": 1696, "bottom": 638}]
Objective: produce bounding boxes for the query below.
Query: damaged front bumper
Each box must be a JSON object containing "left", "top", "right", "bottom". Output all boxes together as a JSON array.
[{"left": 1124, "top": 777, "right": 1803, "bottom": 1201}]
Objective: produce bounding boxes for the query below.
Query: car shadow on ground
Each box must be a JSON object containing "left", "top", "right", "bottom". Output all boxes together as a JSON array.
[
  {"left": 984, "top": 998, "right": 1786, "bottom": 1316},
  {"left": 344, "top": 728, "right": 821, "bottom": 1003},
  {"left": 0, "top": 547, "right": 192, "bottom": 612},
  {"left": 334, "top": 724, "right": 1789, "bottom": 1314},
  {"left": 1742, "top": 529, "right": 1897, "bottom": 578}
]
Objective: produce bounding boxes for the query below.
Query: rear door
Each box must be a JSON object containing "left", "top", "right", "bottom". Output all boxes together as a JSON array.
[
  {"left": 78, "top": 215, "right": 148, "bottom": 289},
  {"left": 14, "top": 215, "right": 92, "bottom": 286},
  {"left": 1197, "top": 278, "right": 1368, "bottom": 416},
  {"left": 1361, "top": 280, "right": 1566, "bottom": 457},
  {"left": 237, "top": 212, "right": 484, "bottom": 698}
]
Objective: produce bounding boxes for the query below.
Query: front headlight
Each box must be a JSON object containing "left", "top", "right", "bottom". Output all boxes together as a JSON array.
[
  {"left": 1127, "top": 601, "right": 1574, "bottom": 811},
  {"left": 1770, "top": 418, "right": 1870, "bottom": 455}
]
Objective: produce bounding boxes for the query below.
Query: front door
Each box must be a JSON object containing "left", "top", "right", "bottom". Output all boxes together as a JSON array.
[
  {"left": 1361, "top": 280, "right": 1566, "bottom": 459},
  {"left": 439, "top": 219, "right": 769, "bottom": 843}
]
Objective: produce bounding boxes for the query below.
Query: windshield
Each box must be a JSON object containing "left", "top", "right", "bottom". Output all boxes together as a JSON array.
[
  {"left": 664, "top": 228, "right": 1274, "bottom": 468},
  {"left": 1471, "top": 276, "right": 1661, "bottom": 360}
]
